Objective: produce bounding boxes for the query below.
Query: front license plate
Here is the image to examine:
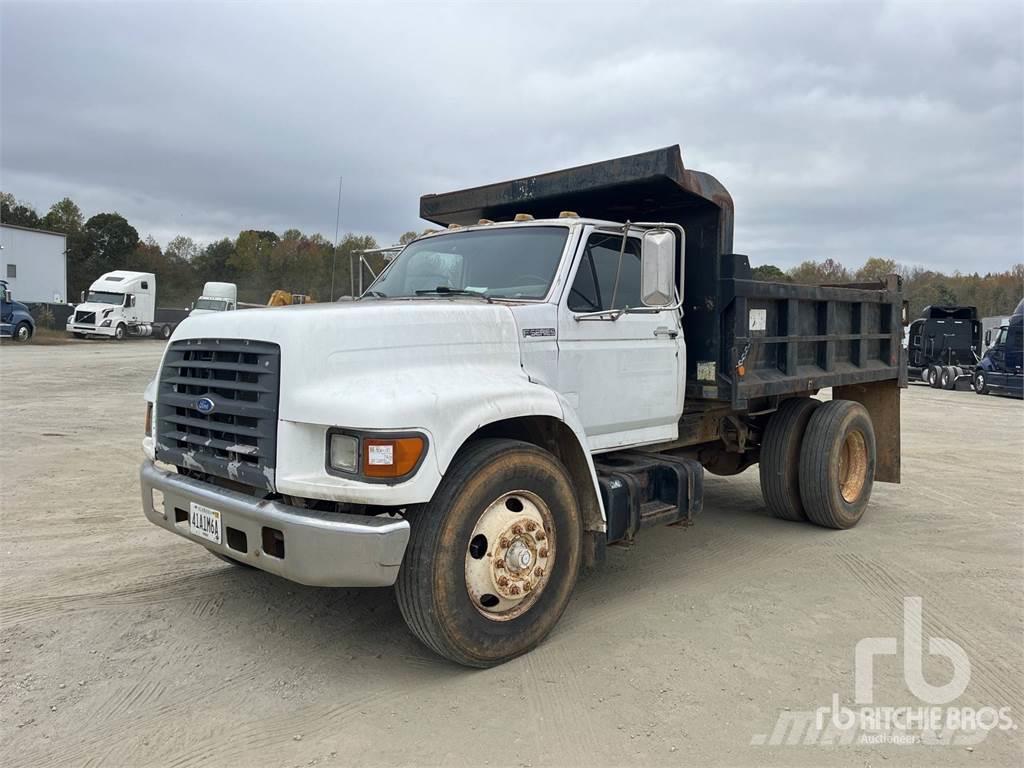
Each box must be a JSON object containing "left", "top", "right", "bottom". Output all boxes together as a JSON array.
[{"left": 189, "top": 502, "right": 222, "bottom": 544}]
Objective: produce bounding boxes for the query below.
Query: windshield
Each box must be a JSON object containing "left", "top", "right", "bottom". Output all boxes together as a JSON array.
[
  {"left": 194, "top": 298, "right": 227, "bottom": 311},
  {"left": 369, "top": 226, "right": 569, "bottom": 300},
  {"left": 86, "top": 291, "right": 125, "bottom": 305}
]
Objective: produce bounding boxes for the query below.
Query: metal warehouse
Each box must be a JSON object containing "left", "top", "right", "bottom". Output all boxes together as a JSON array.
[{"left": 0, "top": 223, "right": 68, "bottom": 304}]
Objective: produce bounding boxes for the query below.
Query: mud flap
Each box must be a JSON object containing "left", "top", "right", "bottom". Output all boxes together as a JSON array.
[{"left": 833, "top": 379, "right": 901, "bottom": 483}]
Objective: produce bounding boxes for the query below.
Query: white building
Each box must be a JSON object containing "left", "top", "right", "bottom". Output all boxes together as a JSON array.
[{"left": 0, "top": 223, "right": 68, "bottom": 303}]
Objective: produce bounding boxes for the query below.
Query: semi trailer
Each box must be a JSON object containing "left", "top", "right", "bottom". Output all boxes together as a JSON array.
[
  {"left": 906, "top": 305, "right": 981, "bottom": 390},
  {"left": 67, "top": 271, "right": 187, "bottom": 340},
  {"left": 140, "top": 146, "right": 906, "bottom": 667}
]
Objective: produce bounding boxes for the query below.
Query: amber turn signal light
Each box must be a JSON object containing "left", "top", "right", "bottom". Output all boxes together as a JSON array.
[{"left": 362, "top": 436, "right": 425, "bottom": 478}]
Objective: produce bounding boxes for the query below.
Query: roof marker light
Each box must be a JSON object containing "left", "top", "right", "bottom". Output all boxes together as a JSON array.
[
  {"left": 477, "top": 219, "right": 495, "bottom": 225},
  {"left": 514, "top": 213, "right": 534, "bottom": 222},
  {"left": 559, "top": 211, "right": 579, "bottom": 218}
]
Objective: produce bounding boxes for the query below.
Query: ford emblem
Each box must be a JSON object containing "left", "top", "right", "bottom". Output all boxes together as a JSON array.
[{"left": 195, "top": 397, "right": 216, "bottom": 415}]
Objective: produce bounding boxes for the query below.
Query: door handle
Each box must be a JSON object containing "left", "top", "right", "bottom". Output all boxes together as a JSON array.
[{"left": 654, "top": 326, "right": 679, "bottom": 338}]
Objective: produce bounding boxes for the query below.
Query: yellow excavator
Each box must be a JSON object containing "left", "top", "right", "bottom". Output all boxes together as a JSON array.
[{"left": 267, "top": 290, "right": 315, "bottom": 307}]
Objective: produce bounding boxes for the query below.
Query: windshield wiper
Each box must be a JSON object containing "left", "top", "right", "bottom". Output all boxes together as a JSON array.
[
  {"left": 362, "top": 290, "right": 387, "bottom": 298},
  {"left": 414, "top": 286, "right": 492, "bottom": 303}
]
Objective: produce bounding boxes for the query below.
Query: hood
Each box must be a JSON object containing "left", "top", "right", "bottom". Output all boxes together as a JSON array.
[
  {"left": 73, "top": 302, "right": 122, "bottom": 316},
  {"left": 171, "top": 299, "right": 525, "bottom": 425},
  {"left": 174, "top": 298, "right": 521, "bottom": 357}
]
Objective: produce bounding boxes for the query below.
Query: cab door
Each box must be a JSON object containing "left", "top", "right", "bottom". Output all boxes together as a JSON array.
[{"left": 556, "top": 228, "right": 683, "bottom": 451}]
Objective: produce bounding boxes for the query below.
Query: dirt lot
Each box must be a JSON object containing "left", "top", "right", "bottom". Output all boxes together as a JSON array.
[{"left": 1, "top": 342, "right": 1021, "bottom": 767}]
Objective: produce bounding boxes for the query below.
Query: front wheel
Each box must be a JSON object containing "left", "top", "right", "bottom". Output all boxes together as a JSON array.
[
  {"left": 13, "top": 322, "right": 32, "bottom": 342},
  {"left": 974, "top": 371, "right": 989, "bottom": 395},
  {"left": 160, "top": 324, "right": 172, "bottom": 340},
  {"left": 396, "top": 438, "right": 582, "bottom": 667},
  {"left": 114, "top": 323, "right": 127, "bottom": 341}
]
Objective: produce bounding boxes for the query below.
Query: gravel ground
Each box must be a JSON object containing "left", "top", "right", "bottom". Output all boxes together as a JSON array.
[{"left": 1, "top": 341, "right": 1021, "bottom": 767}]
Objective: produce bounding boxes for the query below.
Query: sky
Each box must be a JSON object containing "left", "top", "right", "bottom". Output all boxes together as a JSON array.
[{"left": 2, "top": 0, "right": 1022, "bottom": 272}]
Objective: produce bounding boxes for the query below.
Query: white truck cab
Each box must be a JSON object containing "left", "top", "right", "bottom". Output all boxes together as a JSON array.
[
  {"left": 140, "top": 146, "right": 904, "bottom": 667},
  {"left": 190, "top": 282, "right": 237, "bottom": 316},
  {"left": 68, "top": 270, "right": 157, "bottom": 339}
]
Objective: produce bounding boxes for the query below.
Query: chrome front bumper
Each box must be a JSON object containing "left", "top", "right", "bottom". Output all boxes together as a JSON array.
[{"left": 140, "top": 461, "right": 410, "bottom": 587}]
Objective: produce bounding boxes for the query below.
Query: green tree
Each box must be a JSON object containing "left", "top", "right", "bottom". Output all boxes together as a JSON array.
[
  {"left": 855, "top": 257, "right": 898, "bottom": 282},
  {"left": 43, "top": 197, "right": 85, "bottom": 233},
  {"left": 398, "top": 230, "right": 419, "bottom": 245},
  {"left": 751, "top": 264, "right": 789, "bottom": 282},
  {"left": 0, "top": 192, "right": 41, "bottom": 228}
]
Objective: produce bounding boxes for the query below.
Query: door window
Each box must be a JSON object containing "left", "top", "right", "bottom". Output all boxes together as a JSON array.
[{"left": 567, "top": 233, "right": 642, "bottom": 312}]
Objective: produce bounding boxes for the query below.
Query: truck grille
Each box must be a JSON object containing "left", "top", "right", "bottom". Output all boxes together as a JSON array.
[
  {"left": 155, "top": 339, "right": 281, "bottom": 492},
  {"left": 74, "top": 310, "right": 96, "bottom": 325}
]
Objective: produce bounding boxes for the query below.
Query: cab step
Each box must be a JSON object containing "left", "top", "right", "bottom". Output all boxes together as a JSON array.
[{"left": 594, "top": 452, "right": 704, "bottom": 545}]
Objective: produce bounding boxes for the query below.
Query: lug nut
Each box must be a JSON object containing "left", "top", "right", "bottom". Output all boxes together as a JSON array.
[
  {"left": 534, "top": 567, "right": 544, "bottom": 577},
  {"left": 494, "top": 560, "right": 505, "bottom": 569},
  {"left": 535, "top": 531, "right": 546, "bottom": 541},
  {"left": 497, "top": 576, "right": 509, "bottom": 587},
  {"left": 539, "top": 548, "right": 549, "bottom": 558},
  {"left": 512, "top": 524, "right": 524, "bottom": 535},
  {"left": 499, "top": 537, "right": 510, "bottom": 548},
  {"left": 509, "top": 585, "right": 521, "bottom": 596},
  {"left": 523, "top": 582, "right": 533, "bottom": 592},
  {"left": 525, "top": 520, "right": 537, "bottom": 532}
]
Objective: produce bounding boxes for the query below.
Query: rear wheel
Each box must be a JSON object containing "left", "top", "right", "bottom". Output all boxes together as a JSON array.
[
  {"left": 940, "top": 366, "right": 956, "bottom": 390},
  {"left": 927, "top": 365, "right": 942, "bottom": 388},
  {"left": 799, "top": 400, "right": 876, "bottom": 529},
  {"left": 759, "top": 397, "right": 822, "bottom": 522},
  {"left": 396, "top": 438, "right": 582, "bottom": 667}
]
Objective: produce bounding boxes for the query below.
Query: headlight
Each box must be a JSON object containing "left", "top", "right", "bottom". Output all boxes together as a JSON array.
[
  {"left": 326, "top": 430, "right": 427, "bottom": 480},
  {"left": 328, "top": 433, "right": 359, "bottom": 473},
  {"left": 100, "top": 319, "right": 112, "bottom": 327}
]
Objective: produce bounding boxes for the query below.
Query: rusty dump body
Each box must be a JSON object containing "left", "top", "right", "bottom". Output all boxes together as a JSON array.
[{"left": 422, "top": 145, "right": 905, "bottom": 483}]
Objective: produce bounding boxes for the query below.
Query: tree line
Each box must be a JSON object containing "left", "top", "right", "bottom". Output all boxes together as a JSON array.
[
  {"left": 3, "top": 191, "right": 1020, "bottom": 319},
  {"left": 1, "top": 192, "right": 401, "bottom": 307}
]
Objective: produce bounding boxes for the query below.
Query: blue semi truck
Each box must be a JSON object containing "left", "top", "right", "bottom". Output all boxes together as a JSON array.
[
  {"left": 0, "top": 279, "right": 35, "bottom": 342},
  {"left": 973, "top": 298, "right": 1024, "bottom": 398}
]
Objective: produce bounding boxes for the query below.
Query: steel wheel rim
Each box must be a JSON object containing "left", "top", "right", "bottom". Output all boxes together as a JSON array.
[
  {"left": 16, "top": 326, "right": 28, "bottom": 341},
  {"left": 839, "top": 430, "right": 868, "bottom": 503},
  {"left": 465, "top": 490, "right": 554, "bottom": 622}
]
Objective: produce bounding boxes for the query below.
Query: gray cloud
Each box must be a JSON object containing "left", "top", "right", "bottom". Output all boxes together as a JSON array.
[{"left": 2, "top": 0, "right": 1021, "bottom": 272}]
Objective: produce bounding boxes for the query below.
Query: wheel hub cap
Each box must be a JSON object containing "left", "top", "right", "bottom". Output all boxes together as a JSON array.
[{"left": 464, "top": 491, "right": 554, "bottom": 621}]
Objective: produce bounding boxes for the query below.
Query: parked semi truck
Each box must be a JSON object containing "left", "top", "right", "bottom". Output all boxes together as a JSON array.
[
  {"left": 140, "top": 146, "right": 906, "bottom": 667},
  {"left": 974, "top": 298, "right": 1023, "bottom": 398},
  {"left": 906, "top": 305, "right": 981, "bottom": 389},
  {"left": 0, "top": 279, "right": 35, "bottom": 342},
  {"left": 67, "top": 271, "right": 187, "bottom": 340},
  {"left": 189, "top": 282, "right": 238, "bottom": 316}
]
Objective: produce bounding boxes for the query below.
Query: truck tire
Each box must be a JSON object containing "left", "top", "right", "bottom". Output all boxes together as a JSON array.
[
  {"left": 974, "top": 371, "right": 989, "bottom": 395},
  {"left": 396, "top": 438, "right": 582, "bottom": 667},
  {"left": 759, "top": 397, "right": 822, "bottom": 522},
  {"left": 114, "top": 323, "right": 127, "bottom": 341},
  {"left": 798, "top": 400, "right": 876, "bottom": 530},
  {"left": 160, "top": 324, "right": 173, "bottom": 340},
  {"left": 940, "top": 366, "right": 956, "bottom": 390},
  {"left": 927, "top": 365, "right": 942, "bottom": 388},
  {"left": 13, "top": 321, "right": 32, "bottom": 342}
]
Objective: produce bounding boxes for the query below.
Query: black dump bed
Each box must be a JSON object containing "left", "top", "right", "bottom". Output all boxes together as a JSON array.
[{"left": 421, "top": 145, "right": 905, "bottom": 410}]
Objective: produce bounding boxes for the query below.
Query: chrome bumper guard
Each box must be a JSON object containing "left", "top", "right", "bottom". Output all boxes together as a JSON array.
[{"left": 140, "top": 460, "right": 410, "bottom": 587}]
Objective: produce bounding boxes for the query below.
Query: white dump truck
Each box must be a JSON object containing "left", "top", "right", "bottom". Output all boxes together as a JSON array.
[
  {"left": 190, "top": 282, "right": 238, "bottom": 316},
  {"left": 67, "top": 270, "right": 185, "bottom": 340},
  {"left": 140, "top": 147, "right": 906, "bottom": 667}
]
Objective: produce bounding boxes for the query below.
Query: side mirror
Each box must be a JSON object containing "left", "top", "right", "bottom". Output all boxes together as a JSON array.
[
  {"left": 80, "top": 291, "right": 86, "bottom": 303},
  {"left": 985, "top": 330, "right": 992, "bottom": 346},
  {"left": 639, "top": 228, "right": 681, "bottom": 307},
  {"left": 3, "top": 290, "right": 10, "bottom": 302}
]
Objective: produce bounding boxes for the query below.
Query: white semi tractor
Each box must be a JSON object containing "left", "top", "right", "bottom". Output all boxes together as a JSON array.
[
  {"left": 190, "top": 282, "right": 238, "bottom": 316},
  {"left": 67, "top": 271, "right": 185, "bottom": 340}
]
